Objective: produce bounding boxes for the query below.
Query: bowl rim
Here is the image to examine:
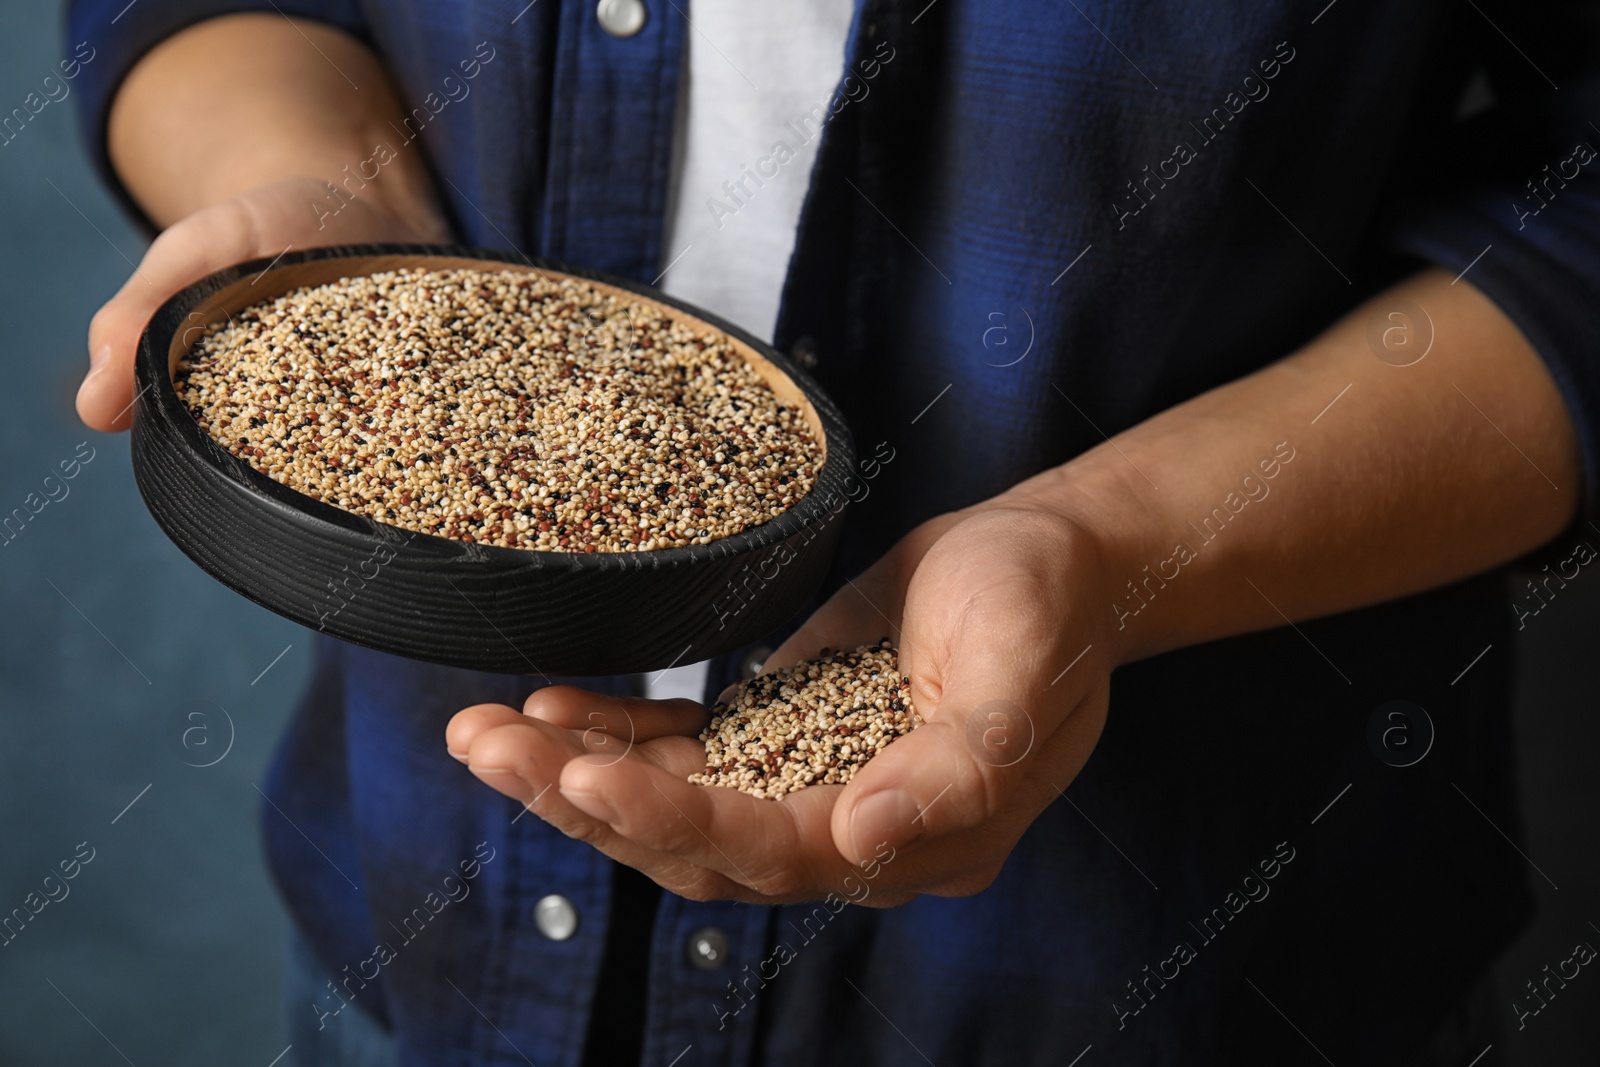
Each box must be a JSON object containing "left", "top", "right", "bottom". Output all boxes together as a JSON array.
[{"left": 136, "top": 243, "right": 855, "bottom": 571}]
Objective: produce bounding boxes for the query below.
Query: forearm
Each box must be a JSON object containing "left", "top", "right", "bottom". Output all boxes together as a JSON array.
[
  {"left": 1016, "top": 269, "right": 1582, "bottom": 665},
  {"left": 107, "top": 13, "right": 439, "bottom": 230}
]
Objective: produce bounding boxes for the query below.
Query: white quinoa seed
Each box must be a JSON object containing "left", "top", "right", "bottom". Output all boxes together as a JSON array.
[
  {"left": 688, "top": 640, "right": 924, "bottom": 800},
  {"left": 176, "top": 267, "right": 821, "bottom": 552}
]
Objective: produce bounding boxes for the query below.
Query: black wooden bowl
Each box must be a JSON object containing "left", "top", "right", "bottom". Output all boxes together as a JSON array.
[{"left": 132, "top": 244, "right": 854, "bottom": 676}]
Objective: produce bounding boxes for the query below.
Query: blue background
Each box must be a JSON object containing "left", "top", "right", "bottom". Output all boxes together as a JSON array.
[{"left": 0, "top": 7, "right": 305, "bottom": 1064}]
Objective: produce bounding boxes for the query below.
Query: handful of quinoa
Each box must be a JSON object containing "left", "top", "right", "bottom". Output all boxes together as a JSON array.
[
  {"left": 176, "top": 267, "right": 820, "bottom": 552},
  {"left": 689, "top": 640, "right": 924, "bottom": 800}
]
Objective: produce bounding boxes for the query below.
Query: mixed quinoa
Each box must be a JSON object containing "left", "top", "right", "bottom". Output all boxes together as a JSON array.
[
  {"left": 176, "top": 267, "right": 820, "bottom": 552},
  {"left": 689, "top": 641, "right": 923, "bottom": 799}
]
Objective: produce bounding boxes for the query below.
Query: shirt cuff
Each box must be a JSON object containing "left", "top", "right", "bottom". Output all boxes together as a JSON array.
[{"left": 1388, "top": 183, "right": 1600, "bottom": 518}]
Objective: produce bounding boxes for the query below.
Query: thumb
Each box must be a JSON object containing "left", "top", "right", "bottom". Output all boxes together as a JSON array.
[
  {"left": 81, "top": 264, "right": 162, "bottom": 432},
  {"left": 748, "top": 514, "right": 962, "bottom": 695},
  {"left": 79, "top": 203, "right": 263, "bottom": 431},
  {"left": 830, "top": 606, "right": 1056, "bottom": 868},
  {"left": 829, "top": 506, "right": 1104, "bottom": 869}
]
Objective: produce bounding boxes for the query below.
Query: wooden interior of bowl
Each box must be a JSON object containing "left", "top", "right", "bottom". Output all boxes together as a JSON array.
[{"left": 166, "top": 254, "right": 828, "bottom": 463}]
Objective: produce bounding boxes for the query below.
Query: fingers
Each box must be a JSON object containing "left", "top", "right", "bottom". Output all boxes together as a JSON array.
[
  {"left": 841, "top": 673, "right": 1032, "bottom": 869},
  {"left": 451, "top": 698, "right": 859, "bottom": 900},
  {"left": 80, "top": 201, "right": 264, "bottom": 431},
  {"left": 522, "top": 685, "right": 710, "bottom": 742},
  {"left": 829, "top": 683, "right": 1107, "bottom": 894},
  {"left": 446, "top": 702, "right": 525, "bottom": 763},
  {"left": 448, "top": 701, "right": 929, "bottom": 904},
  {"left": 78, "top": 176, "right": 450, "bottom": 433},
  {"left": 831, "top": 716, "right": 1026, "bottom": 869},
  {"left": 447, "top": 703, "right": 749, "bottom": 900},
  {"left": 558, "top": 747, "right": 852, "bottom": 900},
  {"left": 445, "top": 506, "right": 1110, "bottom": 905},
  {"left": 831, "top": 509, "right": 1101, "bottom": 867},
  {"left": 451, "top": 703, "right": 568, "bottom": 798}
]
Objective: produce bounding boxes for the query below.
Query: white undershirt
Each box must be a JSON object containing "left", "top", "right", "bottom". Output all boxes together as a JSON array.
[
  {"left": 647, "top": 0, "right": 854, "bottom": 702},
  {"left": 657, "top": 0, "right": 855, "bottom": 342}
]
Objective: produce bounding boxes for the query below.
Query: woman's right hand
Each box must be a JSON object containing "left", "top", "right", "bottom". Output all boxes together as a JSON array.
[{"left": 80, "top": 174, "right": 450, "bottom": 431}]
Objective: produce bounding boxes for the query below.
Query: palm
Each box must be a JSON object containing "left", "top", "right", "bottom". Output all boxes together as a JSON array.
[
  {"left": 450, "top": 502, "right": 1116, "bottom": 905},
  {"left": 82, "top": 175, "right": 449, "bottom": 430}
]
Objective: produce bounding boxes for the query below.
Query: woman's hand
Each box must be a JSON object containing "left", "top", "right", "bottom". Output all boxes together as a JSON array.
[
  {"left": 448, "top": 244, "right": 1584, "bottom": 909},
  {"left": 81, "top": 13, "right": 450, "bottom": 432},
  {"left": 80, "top": 176, "right": 449, "bottom": 432},
  {"left": 447, "top": 498, "right": 1120, "bottom": 905}
]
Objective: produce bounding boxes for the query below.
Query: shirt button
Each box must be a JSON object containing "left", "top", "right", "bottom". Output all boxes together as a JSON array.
[
  {"left": 739, "top": 646, "right": 772, "bottom": 680},
  {"left": 534, "top": 894, "right": 579, "bottom": 941},
  {"left": 790, "top": 336, "right": 819, "bottom": 370},
  {"left": 596, "top": 0, "right": 647, "bottom": 37},
  {"left": 688, "top": 926, "right": 730, "bottom": 969}
]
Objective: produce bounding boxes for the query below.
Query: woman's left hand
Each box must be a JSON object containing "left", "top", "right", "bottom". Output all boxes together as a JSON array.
[{"left": 446, "top": 497, "right": 1119, "bottom": 905}]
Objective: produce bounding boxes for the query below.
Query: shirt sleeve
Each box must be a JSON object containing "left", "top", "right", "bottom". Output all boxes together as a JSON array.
[
  {"left": 1385, "top": 0, "right": 1600, "bottom": 515},
  {"left": 64, "top": 0, "right": 371, "bottom": 231}
]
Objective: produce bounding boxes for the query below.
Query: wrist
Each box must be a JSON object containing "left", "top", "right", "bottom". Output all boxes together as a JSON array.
[
  {"left": 367, "top": 170, "right": 453, "bottom": 243},
  {"left": 216, "top": 170, "right": 450, "bottom": 253},
  {"left": 204, "top": 152, "right": 448, "bottom": 244},
  {"left": 303, "top": 125, "right": 451, "bottom": 242},
  {"left": 997, "top": 452, "right": 1171, "bottom": 668},
  {"left": 106, "top": 13, "right": 447, "bottom": 236}
]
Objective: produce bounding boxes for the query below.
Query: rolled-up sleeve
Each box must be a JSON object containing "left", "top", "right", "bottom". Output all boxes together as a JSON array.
[
  {"left": 64, "top": 0, "right": 371, "bottom": 227},
  {"left": 1386, "top": 0, "right": 1600, "bottom": 513}
]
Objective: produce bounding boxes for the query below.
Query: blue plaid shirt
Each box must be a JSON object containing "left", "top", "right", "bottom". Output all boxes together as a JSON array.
[{"left": 70, "top": 0, "right": 1600, "bottom": 1063}]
